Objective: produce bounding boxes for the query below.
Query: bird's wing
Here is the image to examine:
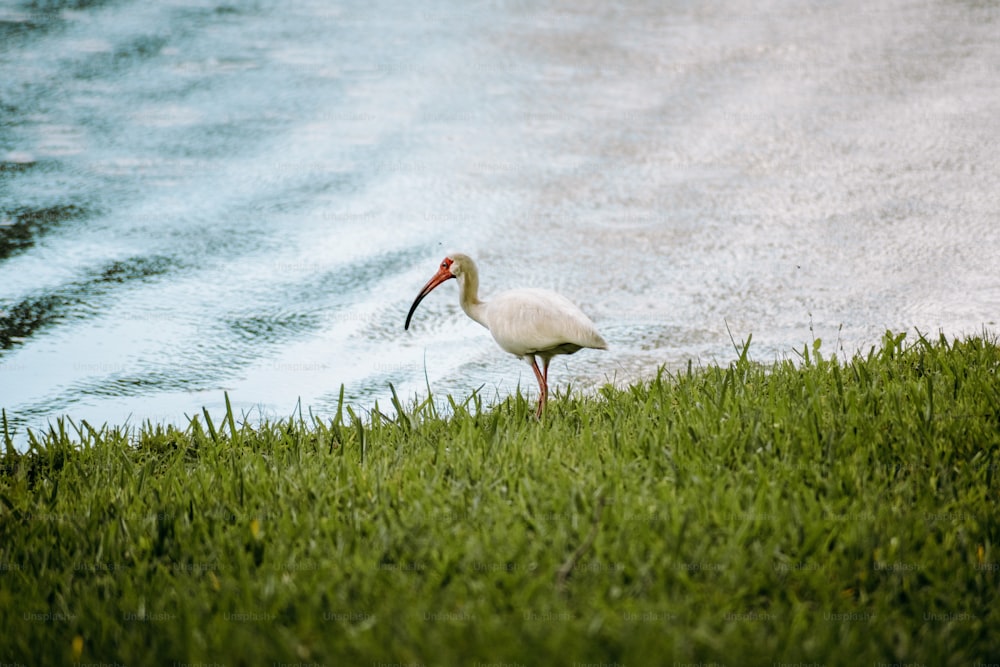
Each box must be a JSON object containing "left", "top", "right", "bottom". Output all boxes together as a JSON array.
[{"left": 485, "top": 288, "right": 607, "bottom": 357}]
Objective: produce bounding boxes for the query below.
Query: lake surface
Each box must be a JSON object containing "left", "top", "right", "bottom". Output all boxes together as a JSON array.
[{"left": 2, "top": 0, "right": 998, "bottom": 443}]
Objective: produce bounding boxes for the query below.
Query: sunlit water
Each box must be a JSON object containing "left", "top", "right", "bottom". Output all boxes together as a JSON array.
[{"left": 2, "top": 0, "right": 998, "bottom": 444}]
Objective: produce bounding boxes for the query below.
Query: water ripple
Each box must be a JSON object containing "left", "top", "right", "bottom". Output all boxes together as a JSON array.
[{"left": 0, "top": 253, "right": 180, "bottom": 351}]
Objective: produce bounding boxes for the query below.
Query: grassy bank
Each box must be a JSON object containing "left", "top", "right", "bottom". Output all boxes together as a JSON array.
[{"left": 1, "top": 331, "right": 998, "bottom": 666}]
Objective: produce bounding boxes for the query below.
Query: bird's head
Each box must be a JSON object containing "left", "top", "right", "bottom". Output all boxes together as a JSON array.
[
  {"left": 404, "top": 254, "right": 473, "bottom": 330},
  {"left": 444, "top": 253, "right": 475, "bottom": 278}
]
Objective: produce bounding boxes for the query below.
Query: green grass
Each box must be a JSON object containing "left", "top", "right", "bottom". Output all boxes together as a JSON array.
[{"left": 1, "top": 330, "right": 998, "bottom": 666}]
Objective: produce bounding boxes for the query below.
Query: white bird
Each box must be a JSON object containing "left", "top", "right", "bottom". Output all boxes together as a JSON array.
[{"left": 404, "top": 253, "right": 607, "bottom": 418}]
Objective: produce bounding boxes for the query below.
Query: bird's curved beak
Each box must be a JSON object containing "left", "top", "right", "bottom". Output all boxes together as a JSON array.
[{"left": 404, "top": 265, "right": 455, "bottom": 330}]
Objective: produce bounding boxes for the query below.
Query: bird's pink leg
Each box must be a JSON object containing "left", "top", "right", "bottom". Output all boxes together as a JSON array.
[
  {"left": 528, "top": 355, "right": 546, "bottom": 418},
  {"left": 541, "top": 357, "right": 551, "bottom": 416}
]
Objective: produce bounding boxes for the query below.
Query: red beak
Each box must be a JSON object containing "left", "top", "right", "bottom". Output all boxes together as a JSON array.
[{"left": 404, "top": 265, "right": 455, "bottom": 330}]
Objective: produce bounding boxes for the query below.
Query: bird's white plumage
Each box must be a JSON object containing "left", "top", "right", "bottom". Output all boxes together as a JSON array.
[{"left": 481, "top": 288, "right": 606, "bottom": 357}]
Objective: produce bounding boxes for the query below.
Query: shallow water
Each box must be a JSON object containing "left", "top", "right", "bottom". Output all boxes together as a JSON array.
[{"left": 2, "top": 0, "right": 998, "bottom": 443}]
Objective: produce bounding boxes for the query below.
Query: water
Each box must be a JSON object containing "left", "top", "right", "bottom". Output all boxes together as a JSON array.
[{"left": 2, "top": 0, "right": 998, "bottom": 443}]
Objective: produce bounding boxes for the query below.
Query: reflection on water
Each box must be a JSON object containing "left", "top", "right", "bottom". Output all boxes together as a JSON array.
[{"left": 1, "top": 0, "right": 999, "bottom": 444}]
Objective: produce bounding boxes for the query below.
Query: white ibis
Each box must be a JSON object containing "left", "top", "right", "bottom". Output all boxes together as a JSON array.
[{"left": 404, "top": 253, "right": 607, "bottom": 417}]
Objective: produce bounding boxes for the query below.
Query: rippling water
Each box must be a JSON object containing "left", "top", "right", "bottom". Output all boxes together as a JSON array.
[{"left": 2, "top": 0, "right": 998, "bottom": 442}]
